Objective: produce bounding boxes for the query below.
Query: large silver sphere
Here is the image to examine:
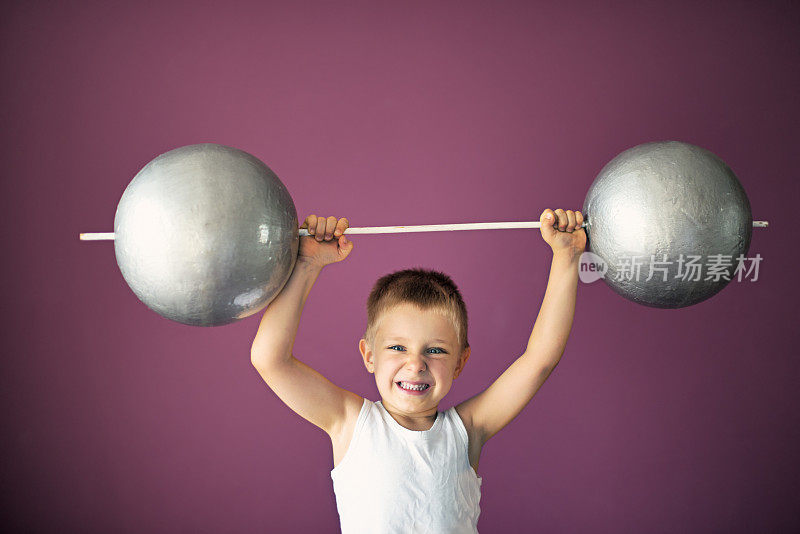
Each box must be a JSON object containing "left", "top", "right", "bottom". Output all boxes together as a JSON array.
[
  {"left": 114, "top": 144, "right": 299, "bottom": 326},
  {"left": 583, "top": 141, "right": 752, "bottom": 308}
]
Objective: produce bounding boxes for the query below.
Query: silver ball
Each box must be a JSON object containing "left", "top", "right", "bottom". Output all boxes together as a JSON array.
[
  {"left": 583, "top": 141, "right": 753, "bottom": 308},
  {"left": 114, "top": 144, "right": 299, "bottom": 326}
]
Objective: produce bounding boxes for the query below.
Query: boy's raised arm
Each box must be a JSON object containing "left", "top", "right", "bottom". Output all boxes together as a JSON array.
[
  {"left": 457, "top": 209, "right": 585, "bottom": 444},
  {"left": 251, "top": 216, "right": 362, "bottom": 438}
]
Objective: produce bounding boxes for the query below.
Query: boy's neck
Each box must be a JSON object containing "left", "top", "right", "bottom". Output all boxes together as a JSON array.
[{"left": 381, "top": 401, "right": 439, "bottom": 431}]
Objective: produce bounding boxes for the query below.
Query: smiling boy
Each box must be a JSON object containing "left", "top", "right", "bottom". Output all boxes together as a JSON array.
[{"left": 251, "top": 209, "right": 585, "bottom": 533}]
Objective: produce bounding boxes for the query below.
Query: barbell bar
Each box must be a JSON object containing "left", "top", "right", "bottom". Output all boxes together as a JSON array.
[{"left": 80, "top": 218, "right": 768, "bottom": 241}]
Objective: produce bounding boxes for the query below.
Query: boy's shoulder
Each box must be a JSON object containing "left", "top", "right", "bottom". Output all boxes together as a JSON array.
[{"left": 335, "top": 392, "right": 366, "bottom": 435}]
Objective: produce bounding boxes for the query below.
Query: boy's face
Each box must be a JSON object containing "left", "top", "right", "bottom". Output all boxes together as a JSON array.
[{"left": 359, "top": 303, "right": 470, "bottom": 416}]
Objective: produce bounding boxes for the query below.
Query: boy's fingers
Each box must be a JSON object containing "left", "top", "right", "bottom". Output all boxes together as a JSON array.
[
  {"left": 314, "top": 216, "right": 327, "bottom": 241},
  {"left": 325, "top": 216, "right": 337, "bottom": 240},
  {"left": 554, "top": 209, "right": 567, "bottom": 231},
  {"left": 576, "top": 211, "right": 584, "bottom": 228},
  {"left": 539, "top": 209, "right": 557, "bottom": 241},
  {"left": 540, "top": 209, "right": 555, "bottom": 227},
  {"left": 303, "top": 214, "right": 350, "bottom": 241},
  {"left": 337, "top": 234, "right": 354, "bottom": 260},
  {"left": 566, "top": 210, "right": 576, "bottom": 232},
  {"left": 334, "top": 217, "right": 349, "bottom": 237}
]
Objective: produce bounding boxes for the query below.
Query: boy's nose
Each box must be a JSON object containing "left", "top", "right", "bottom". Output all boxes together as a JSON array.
[{"left": 404, "top": 353, "right": 427, "bottom": 371}]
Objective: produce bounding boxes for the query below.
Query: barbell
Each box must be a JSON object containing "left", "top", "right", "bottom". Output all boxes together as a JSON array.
[{"left": 80, "top": 141, "right": 767, "bottom": 326}]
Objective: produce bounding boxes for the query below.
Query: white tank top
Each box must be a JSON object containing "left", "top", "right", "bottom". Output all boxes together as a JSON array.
[{"left": 330, "top": 398, "right": 482, "bottom": 534}]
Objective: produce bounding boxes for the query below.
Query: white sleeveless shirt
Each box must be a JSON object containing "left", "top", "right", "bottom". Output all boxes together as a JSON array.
[{"left": 330, "top": 398, "right": 482, "bottom": 533}]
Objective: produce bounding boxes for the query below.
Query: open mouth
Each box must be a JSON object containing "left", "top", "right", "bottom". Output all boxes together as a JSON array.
[{"left": 396, "top": 381, "right": 431, "bottom": 394}]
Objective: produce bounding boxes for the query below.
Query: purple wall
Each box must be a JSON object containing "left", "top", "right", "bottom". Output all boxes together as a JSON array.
[{"left": 2, "top": 1, "right": 797, "bottom": 532}]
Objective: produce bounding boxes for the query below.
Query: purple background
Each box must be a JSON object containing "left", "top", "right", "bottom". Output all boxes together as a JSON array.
[{"left": 2, "top": 1, "right": 798, "bottom": 532}]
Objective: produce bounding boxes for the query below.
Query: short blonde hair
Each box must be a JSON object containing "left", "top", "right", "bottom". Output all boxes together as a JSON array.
[{"left": 364, "top": 268, "right": 469, "bottom": 352}]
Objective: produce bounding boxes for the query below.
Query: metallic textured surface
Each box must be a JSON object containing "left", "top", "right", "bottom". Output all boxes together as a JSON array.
[
  {"left": 583, "top": 141, "right": 753, "bottom": 308},
  {"left": 114, "top": 144, "right": 298, "bottom": 326}
]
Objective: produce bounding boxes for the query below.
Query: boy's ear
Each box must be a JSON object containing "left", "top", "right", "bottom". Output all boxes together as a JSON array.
[
  {"left": 359, "top": 339, "right": 374, "bottom": 373},
  {"left": 454, "top": 346, "right": 471, "bottom": 379}
]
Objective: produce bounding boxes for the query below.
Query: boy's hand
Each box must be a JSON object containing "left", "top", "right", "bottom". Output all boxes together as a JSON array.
[
  {"left": 298, "top": 215, "right": 354, "bottom": 268},
  {"left": 539, "top": 208, "right": 586, "bottom": 260}
]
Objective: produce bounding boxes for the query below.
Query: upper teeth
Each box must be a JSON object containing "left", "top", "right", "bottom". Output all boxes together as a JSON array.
[{"left": 399, "top": 382, "right": 428, "bottom": 391}]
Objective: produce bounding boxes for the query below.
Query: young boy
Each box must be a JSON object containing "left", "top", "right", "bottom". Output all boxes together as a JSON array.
[{"left": 250, "top": 209, "right": 586, "bottom": 533}]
